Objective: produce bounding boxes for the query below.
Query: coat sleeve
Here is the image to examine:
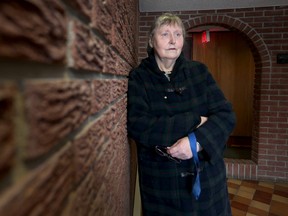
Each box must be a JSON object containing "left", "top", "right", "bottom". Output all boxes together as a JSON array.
[
  {"left": 127, "top": 70, "right": 201, "bottom": 147},
  {"left": 194, "top": 70, "right": 236, "bottom": 164}
]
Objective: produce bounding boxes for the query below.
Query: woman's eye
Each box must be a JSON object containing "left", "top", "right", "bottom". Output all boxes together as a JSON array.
[
  {"left": 161, "top": 32, "right": 168, "bottom": 37},
  {"left": 176, "top": 33, "right": 182, "bottom": 37}
]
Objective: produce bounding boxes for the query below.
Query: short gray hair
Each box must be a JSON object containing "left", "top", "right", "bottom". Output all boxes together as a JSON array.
[{"left": 149, "top": 13, "right": 186, "bottom": 40}]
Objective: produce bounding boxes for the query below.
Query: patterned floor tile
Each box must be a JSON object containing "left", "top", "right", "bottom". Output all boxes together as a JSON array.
[
  {"left": 269, "top": 200, "right": 288, "bottom": 216},
  {"left": 228, "top": 179, "right": 288, "bottom": 215},
  {"left": 253, "top": 190, "right": 272, "bottom": 204}
]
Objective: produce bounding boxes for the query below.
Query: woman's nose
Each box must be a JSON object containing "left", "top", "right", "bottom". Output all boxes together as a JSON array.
[{"left": 169, "top": 35, "right": 176, "bottom": 44}]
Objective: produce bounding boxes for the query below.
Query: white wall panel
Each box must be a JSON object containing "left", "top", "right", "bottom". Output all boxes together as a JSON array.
[{"left": 139, "top": 0, "right": 288, "bottom": 12}]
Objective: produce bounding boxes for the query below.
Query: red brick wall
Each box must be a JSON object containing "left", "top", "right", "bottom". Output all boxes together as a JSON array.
[
  {"left": 0, "top": 0, "right": 138, "bottom": 215},
  {"left": 139, "top": 6, "right": 288, "bottom": 182}
]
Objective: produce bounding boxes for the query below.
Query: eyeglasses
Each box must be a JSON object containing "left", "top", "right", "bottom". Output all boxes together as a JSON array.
[{"left": 155, "top": 146, "right": 181, "bottom": 163}]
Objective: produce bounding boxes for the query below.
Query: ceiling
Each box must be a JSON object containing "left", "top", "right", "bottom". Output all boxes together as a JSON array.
[{"left": 139, "top": 0, "right": 288, "bottom": 12}]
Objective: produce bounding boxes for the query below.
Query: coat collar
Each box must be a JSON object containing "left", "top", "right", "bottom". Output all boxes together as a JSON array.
[{"left": 141, "top": 49, "right": 186, "bottom": 79}]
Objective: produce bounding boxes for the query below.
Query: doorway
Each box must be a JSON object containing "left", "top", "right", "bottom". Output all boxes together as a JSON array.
[{"left": 188, "top": 29, "right": 254, "bottom": 159}]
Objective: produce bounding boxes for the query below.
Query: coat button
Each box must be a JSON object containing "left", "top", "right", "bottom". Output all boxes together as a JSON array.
[{"left": 164, "top": 96, "right": 167, "bottom": 99}]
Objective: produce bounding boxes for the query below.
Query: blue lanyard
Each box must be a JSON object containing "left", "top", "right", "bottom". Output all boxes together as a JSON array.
[{"left": 188, "top": 133, "right": 201, "bottom": 200}]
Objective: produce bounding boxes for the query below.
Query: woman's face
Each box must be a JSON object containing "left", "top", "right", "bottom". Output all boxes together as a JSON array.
[{"left": 150, "top": 24, "right": 184, "bottom": 61}]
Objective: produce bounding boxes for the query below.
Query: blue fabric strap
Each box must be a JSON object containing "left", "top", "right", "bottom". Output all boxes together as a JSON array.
[{"left": 188, "top": 133, "right": 201, "bottom": 200}]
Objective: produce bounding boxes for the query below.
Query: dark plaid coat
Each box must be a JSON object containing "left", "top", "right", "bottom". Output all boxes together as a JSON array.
[{"left": 127, "top": 51, "right": 236, "bottom": 216}]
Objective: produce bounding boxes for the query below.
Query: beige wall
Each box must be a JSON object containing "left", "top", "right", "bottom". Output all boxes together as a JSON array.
[{"left": 139, "top": 0, "right": 288, "bottom": 12}]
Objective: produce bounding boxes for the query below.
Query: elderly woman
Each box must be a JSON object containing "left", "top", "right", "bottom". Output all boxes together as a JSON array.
[{"left": 128, "top": 13, "right": 236, "bottom": 216}]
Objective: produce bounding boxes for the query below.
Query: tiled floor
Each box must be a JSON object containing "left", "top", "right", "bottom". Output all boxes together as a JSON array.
[{"left": 228, "top": 178, "right": 288, "bottom": 216}]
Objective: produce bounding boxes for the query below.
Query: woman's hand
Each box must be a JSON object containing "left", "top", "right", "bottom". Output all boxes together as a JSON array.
[
  {"left": 198, "top": 116, "right": 208, "bottom": 128},
  {"left": 167, "top": 137, "right": 192, "bottom": 160},
  {"left": 167, "top": 116, "right": 208, "bottom": 160}
]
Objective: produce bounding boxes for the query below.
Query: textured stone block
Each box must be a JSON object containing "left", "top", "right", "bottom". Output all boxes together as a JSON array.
[
  {"left": 103, "top": 46, "right": 120, "bottom": 75},
  {"left": 93, "top": 98, "right": 127, "bottom": 163},
  {"left": 92, "top": 108, "right": 129, "bottom": 215},
  {"left": 71, "top": 20, "right": 106, "bottom": 72},
  {"left": 111, "top": 30, "right": 129, "bottom": 62},
  {"left": 91, "top": 136, "right": 118, "bottom": 215},
  {"left": 91, "top": 80, "right": 111, "bottom": 113},
  {"left": 92, "top": 183, "right": 118, "bottom": 215},
  {"left": 72, "top": 118, "right": 108, "bottom": 183},
  {"left": 67, "top": 113, "right": 112, "bottom": 216},
  {"left": 67, "top": 97, "right": 128, "bottom": 216},
  {"left": 103, "top": 46, "right": 132, "bottom": 75},
  {"left": 72, "top": 130, "right": 94, "bottom": 184},
  {"left": 91, "top": 79, "right": 127, "bottom": 114},
  {"left": 109, "top": 80, "right": 128, "bottom": 101},
  {"left": 69, "top": 89, "right": 126, "bottom": 188},
  {"left": 91, "top": 0, "right": 115, "bottom": 43},
  {"left": 76, "top": 127, "right": 113, "bottom": 215},
  {"left": 103, "top": 104, "right": 122, "bottom": 133},
  {"left": 67, "top": 171, "right": 95, "bottom": 216},
  {"left": 91, "top": 0, "right": 137, "bottom": 68},
  {"left": 24, "top": 80, "right": 92, "bottom": 158},
  {"left": 90, "top": 96, "right": 126, "bottom": 163},
  {"left": 0, "top": 144, "right": 74, "bottom": 216},
  {"left": 117, "top": 57, "right": 133, "bottom": 76},
  {"left": 65, "top": 0, "right": 92, "bottom": 20},
  {"left": 71, "top": 128, "right": 129, "bottom": 216},
  {"left": 110, "top": 0, "right": 138, "bottom": 66},
  {"left": 0, "top": 0, "right": 67, "bottom": 63},
  {"left": 0, "top": 82, "right": 16, "bottom": 178},
  {"left": 113, "top": 2, "right": 130, "bottom": 45}
]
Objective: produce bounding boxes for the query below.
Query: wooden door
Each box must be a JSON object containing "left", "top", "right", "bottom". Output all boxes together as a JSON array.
[{"left": 191, "top": 31, "right": 255, "bottom": 137}]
